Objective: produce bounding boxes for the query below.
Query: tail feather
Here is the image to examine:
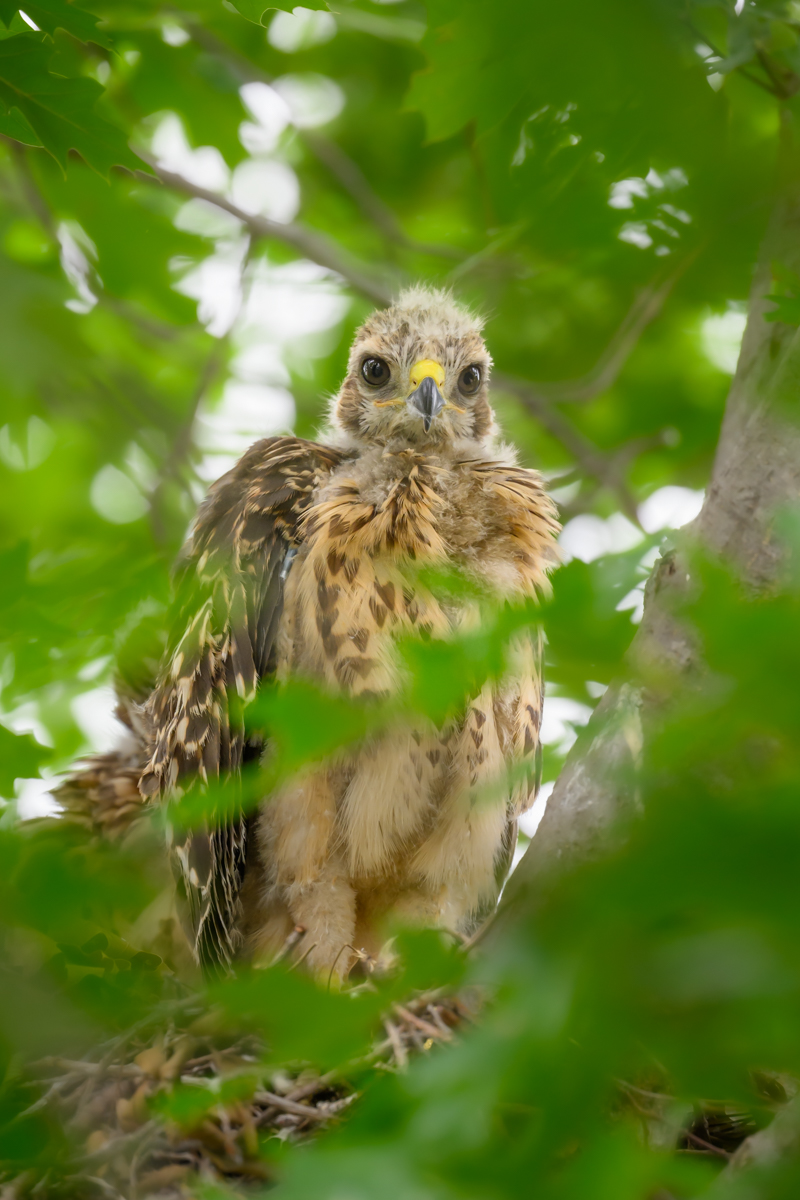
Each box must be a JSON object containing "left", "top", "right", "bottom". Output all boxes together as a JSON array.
[{"left": 55, "top": 735, "right": 148, "bottom": 840}]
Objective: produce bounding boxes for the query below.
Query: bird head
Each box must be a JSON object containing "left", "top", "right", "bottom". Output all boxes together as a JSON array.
[{"left": 332, "top": 286, "right": 495, "bottom": 448}]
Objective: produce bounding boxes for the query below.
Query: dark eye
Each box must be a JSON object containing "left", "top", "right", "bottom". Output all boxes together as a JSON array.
[
  {"left": 361, "top": 356, "right": 391, "bottom": 387},
  {"left": 458, "top": 364, "right": 482, "bottom": 395}
]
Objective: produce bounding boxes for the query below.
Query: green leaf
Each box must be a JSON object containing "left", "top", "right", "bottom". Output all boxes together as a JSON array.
[
  {"left": 129, "top": 950, "right": 162, "bottom": 971},
  {"left": 151, "top": 1074, "right": 258, "bottom": 1130},
  {"left": 211, "top": 964, "right": 387, "bottom": 1066},
  {"left": 0, "top": 723, "right": 52, "bottom": 798},
  {"left": 0, "top": 1, "right": 113, "bottom": 49},
  {"left": 0, "top": 102, "right": 41, "bottom": 144},
  {"left": 0, "top": 34, "right": 138, "bottom": 176},
  {"left": 764, "top": 293, "right": 800, "bottom": 324},
  {"left": 247, "top": 678, "right": 380, "bottom": 774}
]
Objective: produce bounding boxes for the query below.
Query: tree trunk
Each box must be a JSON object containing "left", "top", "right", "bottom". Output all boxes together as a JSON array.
[{"left": 505, "top": 175, "right": 800, "bottom": 910}]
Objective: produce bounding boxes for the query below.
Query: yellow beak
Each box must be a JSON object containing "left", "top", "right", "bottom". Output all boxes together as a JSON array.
[{"left": 409, "top": 359, "right": 445, "bottom": 390}]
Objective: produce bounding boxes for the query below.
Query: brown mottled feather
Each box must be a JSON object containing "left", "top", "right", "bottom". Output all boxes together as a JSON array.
[
  {"left": 140, "top": 437, "right": 343, "bottom": 971},
  {"left": 55, "top": 745, "right": 147, "bottom": 841},
  {"left": 61, "top": 287, "right": 561, "bottom": 980}
]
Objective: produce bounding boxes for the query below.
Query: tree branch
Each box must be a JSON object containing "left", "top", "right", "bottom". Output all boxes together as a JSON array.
[
  {"left": 132, "top": 155, "right": 677, "bottom": 532},
  {"left": 494, "top": 190, "right": 800, "bottom": 1189},
  {"left": 505, "top": 170, "right": 800, "bottom": 921},
  {"left": 301, "top": 130, "right": 461, "bottom": 260},
  {"left": 538, "top": 254, "right": 698, "bottom": 403},
  {"left": 138, "top": 17, "right": 687, "bottom": 410},
  {"left": 177, "top": 16, "right": 459, "bottom": 260},
  {"left": 134, "top": 155, "right": 395, "bottom": 306},
  {"left": 495, "top": 372, "right": 644, "bottom": 525}
]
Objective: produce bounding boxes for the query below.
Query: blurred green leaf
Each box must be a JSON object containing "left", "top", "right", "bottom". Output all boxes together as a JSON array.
[
  {"left": 211, "top": 965, "right": 387, "bottom": 1067},
  {"left": 151, "top": 1072, "right": 258, "bottom": 1129},
  {"left": 0, "top": 0, "right": 798, "bottom": 1193},
  {"left": 0, "top": 723, "right": 52, "bottom": 797},
  {"left": 248, "top": 677, "right": 378, "bottom": 773},
  {"left": 765, "top": 294, "right": 800, "bottom": 324},
  {"left": 0, "top": 1, "right": 113, "bottom": 49},
  {"left": 0, "top": 34, "right": 137, "bottom": 175}
]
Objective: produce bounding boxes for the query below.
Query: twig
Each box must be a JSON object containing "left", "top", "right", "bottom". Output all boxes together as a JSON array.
[
  {"left": 403, "top": 1023, "right": 426, "bottom": 1053},
  {"left": 5, "top": 140, "right": 186, "bottom": 346},
  {"left": 32, "top": 1057, "right": 143, "bottom": 1079},
  {"left": 327, "top": 941, "right": 352, "bottom": 988},
  {"left": 426, "top": 1004, "right": 456, "bottom": 1040},
  {"left": 540, "top": 255, "right": 698, "bottom": 403},
  {"left": 439, "top": 926, "right": 469, "bottom": 946},
  {"left": 7, "top": 140, "right": 56, "bottom": 237},
  {"left": 16, "top": 1076, "right": 72, "bottom": 1120},
  {"left": 615, "top": 1079, "right": 670, "bottom": 1103},
  {"left": 149, "top": 340, "right": 226, "bottom": 545},
  {"left": 383, "top": 1019, "right": 408, "bottom": 1069},
  {"left": 683, "top": 1130, "right": 731, "bottom": 1159},
  {"left": 303, "top": 132, "right": 460, "bottom": 260},
  {"left": 79, "top": 1121, "right": 161, "bottom": 1168},
  {"left": 269, "top": 924, "right": 307, "bottom": 967},
  {"left": 755, "top": 47, "right": 800, "bottom": 99},
  {"left": 681, "top": 19, "right": 783, "bottom": 97},
  {"left": 319, "top": 1093, "right": 358, "bottom": 1117},
  {"left": 252, "top": 1090, "right": 337, "bottom": 1122},
  {"left": 93, "top": 996, "right": 202, "bottom": 1063},
  {"left": 134, "top": 155, "right": 393, "bottom": 305},
  {"left": 286, "top": 1071, "right": 337, "bottom": 1103},
  {"left": 176, "top": 17, "right": 459, "bottom": 260},
  {"left": 393, "top": 1004, "right": 453, "bottom": 1043},
  {"left": 286, "top": 940, "right": 318, "bottom": 972}
]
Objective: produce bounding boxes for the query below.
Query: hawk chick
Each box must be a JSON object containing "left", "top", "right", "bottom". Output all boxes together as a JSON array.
[{"left": 67, "top": 287, "right": 560, "bottom": 978}]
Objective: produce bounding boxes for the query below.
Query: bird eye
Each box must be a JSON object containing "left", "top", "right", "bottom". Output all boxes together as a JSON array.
[
  {"left": 458, "top": 364, "right": 482, "bottom": 395},
  {"left": 361, "top": 356, "right": 391, "bottom": 387}
]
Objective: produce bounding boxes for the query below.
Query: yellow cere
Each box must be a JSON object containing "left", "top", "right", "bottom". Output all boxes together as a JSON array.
[{"left": 409, "top": 359, "right": 446, "bottom": 390}]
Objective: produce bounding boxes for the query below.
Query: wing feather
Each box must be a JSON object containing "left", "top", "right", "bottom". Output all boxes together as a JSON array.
[{"left": 141, "top": 436, "right": 342, "bottom": 972}]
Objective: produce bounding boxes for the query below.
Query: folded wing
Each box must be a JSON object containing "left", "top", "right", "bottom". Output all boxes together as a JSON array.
[{"left": 140, "top": 437, "right": 342, "bottom": 971}]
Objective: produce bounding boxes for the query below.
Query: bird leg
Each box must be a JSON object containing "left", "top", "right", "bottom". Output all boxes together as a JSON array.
[
  {"left": 411, "top": 688, "right": 510, "bottom": 930},
  {"left": 283, "top": 857, "right": 357, "bottom": 981},
  {"left": 256, "top": 772, "right": 358, "bottom": 980}
]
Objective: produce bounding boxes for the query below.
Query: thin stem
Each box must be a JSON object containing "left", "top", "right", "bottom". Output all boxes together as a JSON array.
[
  {"left": 148, "top": 341, "right": 226, "bottom": 546},
  {"left": 541, "top": 253, "right": 699, "bottom": 403},
  {"left": 683, "top": 17, "right": 784, "bottom": 98}
]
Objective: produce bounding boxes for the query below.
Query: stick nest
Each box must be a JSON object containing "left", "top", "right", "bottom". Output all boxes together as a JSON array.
[{"left": 2, "top": 988, "right": 473, "bottom": 1200}]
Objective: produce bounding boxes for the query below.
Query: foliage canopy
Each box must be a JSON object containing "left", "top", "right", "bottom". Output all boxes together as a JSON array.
[{"left": 2, "top": 0, "right": 800, "bottom": 1196}]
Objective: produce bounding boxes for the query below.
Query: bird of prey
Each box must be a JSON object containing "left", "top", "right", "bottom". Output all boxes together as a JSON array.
[{"left": 62, "top": 286, "right": 559, "bottom": 979}]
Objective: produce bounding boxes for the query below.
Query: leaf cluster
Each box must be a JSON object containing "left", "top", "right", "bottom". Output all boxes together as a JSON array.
[{"left": 0, "top": 0, "right": 799, "bottom": 1197}]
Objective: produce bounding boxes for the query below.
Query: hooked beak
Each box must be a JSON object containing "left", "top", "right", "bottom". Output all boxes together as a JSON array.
[{"left": 407, "top": 359, "right": 446, "bottom": 432}]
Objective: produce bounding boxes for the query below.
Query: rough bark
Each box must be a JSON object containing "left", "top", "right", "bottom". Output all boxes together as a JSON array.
[
  {"left": 506, "top": 184, "right": 800, "bottom": 905},
  {"left": 488, "top": 168, "right": 800, "bottom": 1192}
]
